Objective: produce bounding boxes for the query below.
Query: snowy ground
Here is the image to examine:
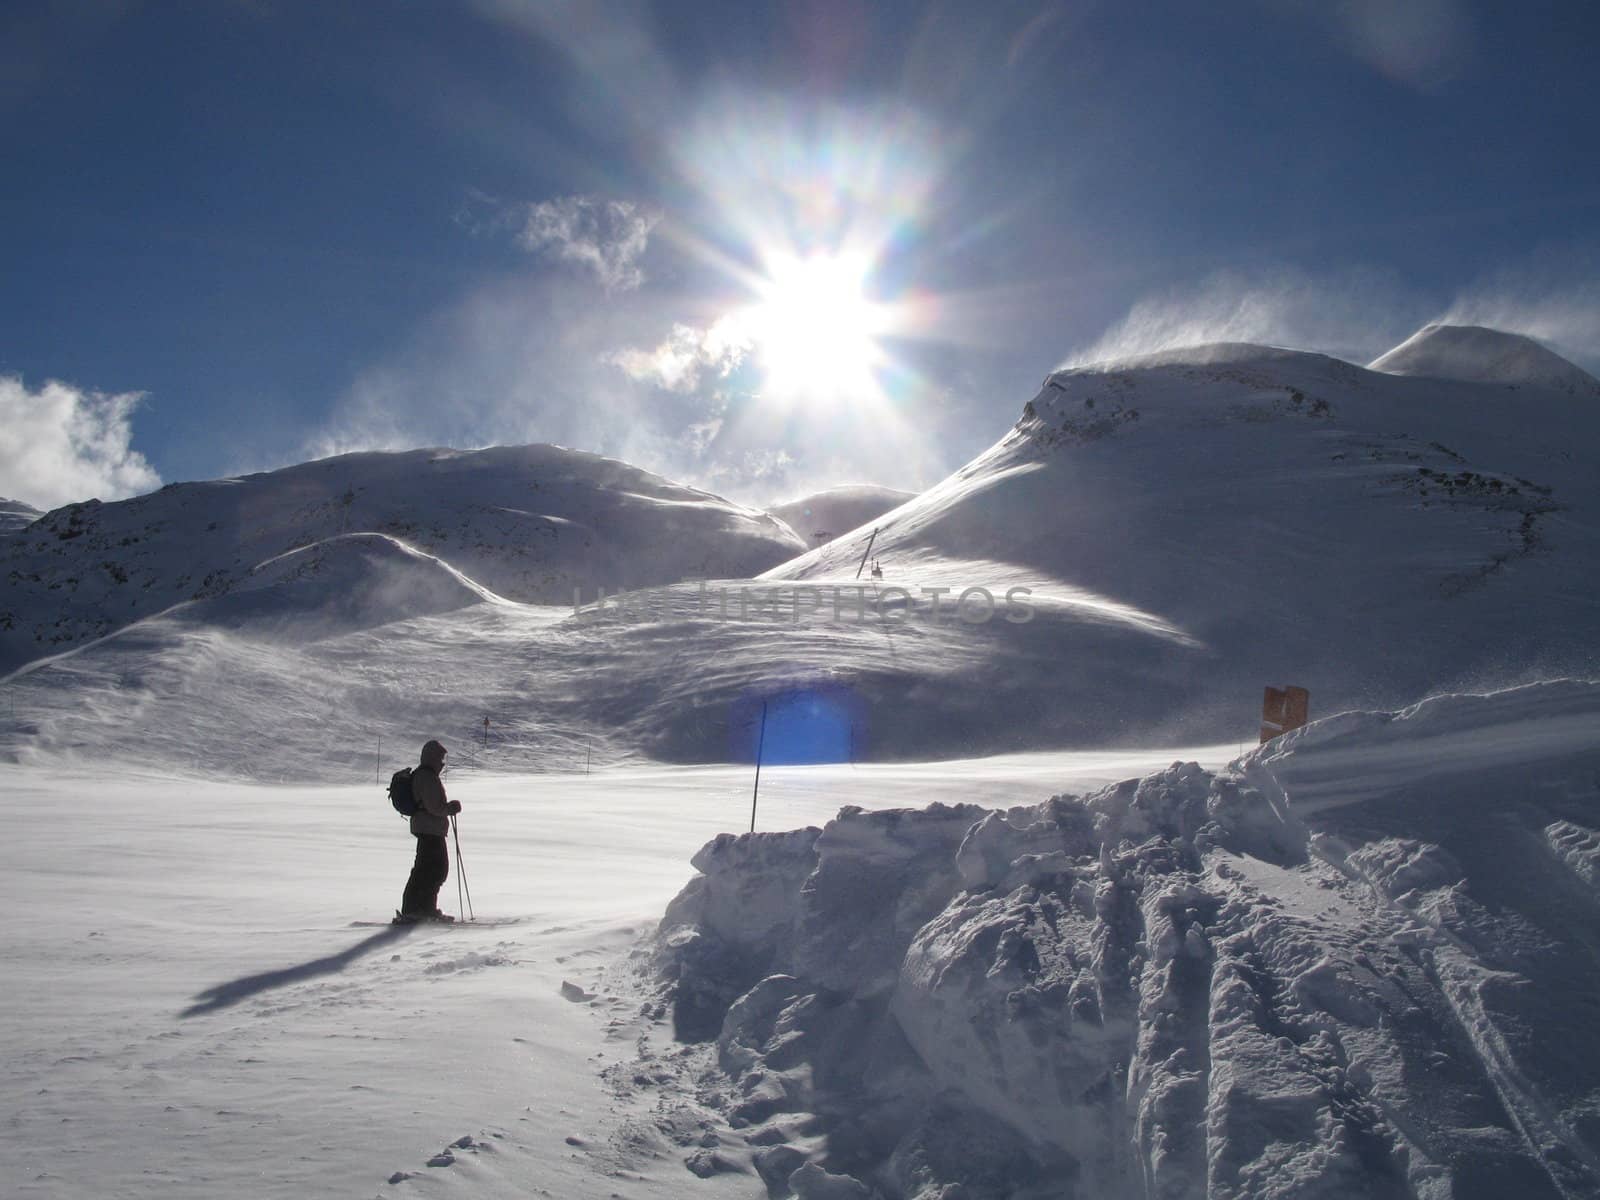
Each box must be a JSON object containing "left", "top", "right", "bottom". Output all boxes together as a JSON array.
[
  {"left": 645, "top": 682, "right": 1600, "bottom": 1199},
  {"left": 3, "top": 328, "right": 1596, "bottom": 1197},
  {"left": 1, "top": 747, "right": 1230, "bottom": 1199}
]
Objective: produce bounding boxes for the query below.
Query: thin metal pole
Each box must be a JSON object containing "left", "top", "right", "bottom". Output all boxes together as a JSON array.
[
  {"left": 453, "top": 816, "right": 464, "bottom": 920},
  {"left": 750, "top": 701, "right": 768, "bottom": 834},
  {"left": 451, "top": 814, "right": 474, "bottom": 922},
  {"left": 854, "top": 527, "right": 879, "bottom": 580}
]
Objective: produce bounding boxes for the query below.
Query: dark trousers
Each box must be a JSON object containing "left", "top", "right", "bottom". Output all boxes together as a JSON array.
[{"left": 402, "top": 834, "right": 450, "bottom": 915}]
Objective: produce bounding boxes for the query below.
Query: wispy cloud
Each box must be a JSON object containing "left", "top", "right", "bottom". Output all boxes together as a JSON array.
[
  {"left": 1269, "top": 0, "right": 1475, "bottom": 91},
  {"left": 1061, "top": 266, "right": 1429, "bottom": 369},
  {"left": 1440, "top": 246, "right": 1600, "bottom": 371},
  {"left": 0, "top": 376, "right": 160, "bottom": 510},
  {"left": 300, "top": 258, "right": 950, "bottom": 507},
  {"left": 604, "top": 316, "right": 751, "bottom": 393},
  {"left": 300, "top": 271, "right": 732, "bottom": 479},
  {"left": 464, "top": 191, "right": 661, "bottom": 291},
  {"left": 1058, "top": 246, "right": 1600, "bottom": 383}
]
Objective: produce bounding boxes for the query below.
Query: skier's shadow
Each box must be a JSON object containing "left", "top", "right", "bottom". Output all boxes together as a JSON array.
[{"left": 180, "top": 925, "right": 411, "bottom": 1018}]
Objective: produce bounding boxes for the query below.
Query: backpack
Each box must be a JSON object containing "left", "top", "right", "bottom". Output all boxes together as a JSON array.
[{"left": 388, "top": 766, "right": 420, "bottom": 818}]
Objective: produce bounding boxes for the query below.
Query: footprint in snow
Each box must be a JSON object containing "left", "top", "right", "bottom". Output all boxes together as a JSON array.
[
  {"left": 426, "top": 1135, "right": 494, "bottom": 1170},
  {"left": 392, "top": 1131, "right": 506, "bottom": 1183},
  {"left": 424, "top": 952, "right": 511, "bottom": 975}
]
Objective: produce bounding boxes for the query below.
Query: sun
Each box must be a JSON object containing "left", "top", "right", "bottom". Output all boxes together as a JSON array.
[{"left": 742, "top": 250, "right": 890, "bottom": 402}]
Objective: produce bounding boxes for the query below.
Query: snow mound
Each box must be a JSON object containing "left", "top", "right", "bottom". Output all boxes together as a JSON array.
[
  {"left": 1369, "top": 323, "right": 1600, "bottom": 398},
  {"left": 769, "top": 485, "right": 917, "bottom": 547},
  {"left": 652, "top": 680, "right": 1600, "bottom": 1197},
  {"left": 0, "top": 443, "right": 804, "bottom": 675}
]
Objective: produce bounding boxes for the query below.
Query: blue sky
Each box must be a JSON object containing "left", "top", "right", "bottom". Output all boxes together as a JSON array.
[{"left": 3, "top": 0, "right": 1598, "bottom": 510}]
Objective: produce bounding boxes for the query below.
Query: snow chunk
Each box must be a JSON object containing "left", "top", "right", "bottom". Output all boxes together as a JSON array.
[
  {"left": 793, "top": 804, "right": 990, "bottom": 998},
  {"left": 673, "top": 826, "right": 822, "bottom": 959},
  {"left": 654, "top": 680, "right": 1600, "bottom": 1198},
  {"left": 1345, "top": 837, "right": 1463, "bottom": 900},
  {"left": 1545, "top": 820, "right": 1600, "bottom": 891},
  {"left": 787, "top": 1161, "right": 873, "bottom": 1198},
  {"left": 893, "top": 880, "right": 1131, "bottom": 1165}
]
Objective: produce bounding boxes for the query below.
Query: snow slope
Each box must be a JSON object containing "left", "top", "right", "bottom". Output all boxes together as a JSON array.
[
  {"left": 0, "top": 551, "right": 1217, "bottom": 779},
  {"left": 0, "top": 746, "right": 1231, "bottom": 1200},
  {"left": 1370, "top": 323, "right": 1600, "bottom": 399},
  {"left": 768, "top": 485, "right": 917, "bottom": 548},
  {"left": 652, "top": 680, "right": 1600, "bottom": 1199},
  {"left": 0, "top": 443, "right": 804, "bottom": 675},
  {"left": 4, "top": 327, "right": 1597, "bottom": 777},
  {"left": 766, "top": 334, "right": 1600, "bottom": 728},
  {"left": 4, "top": 681, "right": 1595, "bottom": 1198}
]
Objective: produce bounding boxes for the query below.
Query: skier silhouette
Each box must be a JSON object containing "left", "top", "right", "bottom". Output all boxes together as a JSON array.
[{"left": 398, "top": 739, "right": 461, "bottom": 922}]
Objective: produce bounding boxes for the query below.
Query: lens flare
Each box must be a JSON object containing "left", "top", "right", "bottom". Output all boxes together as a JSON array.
[
  {"left": 742, "top": 250, "right": 891, "bottom": 401},
  {"left": 630, "top": 92, "right": 962, "bottom": 489}
]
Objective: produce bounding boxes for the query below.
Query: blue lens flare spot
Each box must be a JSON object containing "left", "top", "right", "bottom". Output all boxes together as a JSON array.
[{"left": 732, "top": 684, "right": 867, "bottom": 765}]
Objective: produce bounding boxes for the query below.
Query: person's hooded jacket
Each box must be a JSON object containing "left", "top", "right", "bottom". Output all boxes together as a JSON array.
[{"left": 410, "top": 740, "right": 452, "bottom": 837}]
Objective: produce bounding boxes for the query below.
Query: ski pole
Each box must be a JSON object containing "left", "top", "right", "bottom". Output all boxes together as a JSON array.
[
  {"left": 453, "top": 816, "right": 464, "bottom": 921},
  {"left": 451, "top": 813, "right": 475, "bottom": 922}
]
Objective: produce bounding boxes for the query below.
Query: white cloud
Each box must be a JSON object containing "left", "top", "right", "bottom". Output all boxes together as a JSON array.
[
  {"left": 512, "top": 194, "right": 660, "bottom": 291},
  {"left": 1270, "top": 0, "right": 1475, "bottom": 90},
  {"left": 0, "top": 376, "right": 160, "bottom": 511},
  {"left": 604, "top": 315, "right": 751, "bottom": 392},
  {"left": 300, "top": 270, "right": 709, "bottom": 475}
]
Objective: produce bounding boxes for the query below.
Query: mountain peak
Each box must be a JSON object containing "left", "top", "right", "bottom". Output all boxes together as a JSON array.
[
  {"left": 0, "top": 498, "right": 42, "bottom": 535},
  {"left": 1369, "top": 324, "right": 1600, "bottom": 397}
]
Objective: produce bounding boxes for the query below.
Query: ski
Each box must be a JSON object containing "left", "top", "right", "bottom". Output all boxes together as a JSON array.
[{"left": 349, "top": 916, "right": 520, "bottom": 928}]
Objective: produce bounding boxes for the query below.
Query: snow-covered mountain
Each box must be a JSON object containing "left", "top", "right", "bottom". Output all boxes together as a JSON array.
[
  {"left": 765, "top": 330, "right": 1600, "bottom": 727},
  {"left": 0, "top": 497, "right": 41, "bottom": 535},
  {"left": 768, "top": 484, "right": 917, "bottom": 547},
  {"left": 2, "top": 325, "right": 1596, "bottom": 779},
  {"left": 0, "top": 443, "right": 804, "bottom": 676},
  {"left": 1370, "top": 322, "right": 1600, "bottom": 399}
]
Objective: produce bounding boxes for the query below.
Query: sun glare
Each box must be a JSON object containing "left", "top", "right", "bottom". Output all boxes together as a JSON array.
[{"left": 743, "top": 251, "right": 890, "bottom": 402}]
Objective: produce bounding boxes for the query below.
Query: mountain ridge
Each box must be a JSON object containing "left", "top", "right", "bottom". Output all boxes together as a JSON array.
[
  {"left": 3, "top": 325, "right": 1596, "bottom": 775},
  {"left": 0, "top": 442, "right": 804, "bottom": 676},
  {"left": 768, "top": 484, "right": 917, "bottom": 547}
]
